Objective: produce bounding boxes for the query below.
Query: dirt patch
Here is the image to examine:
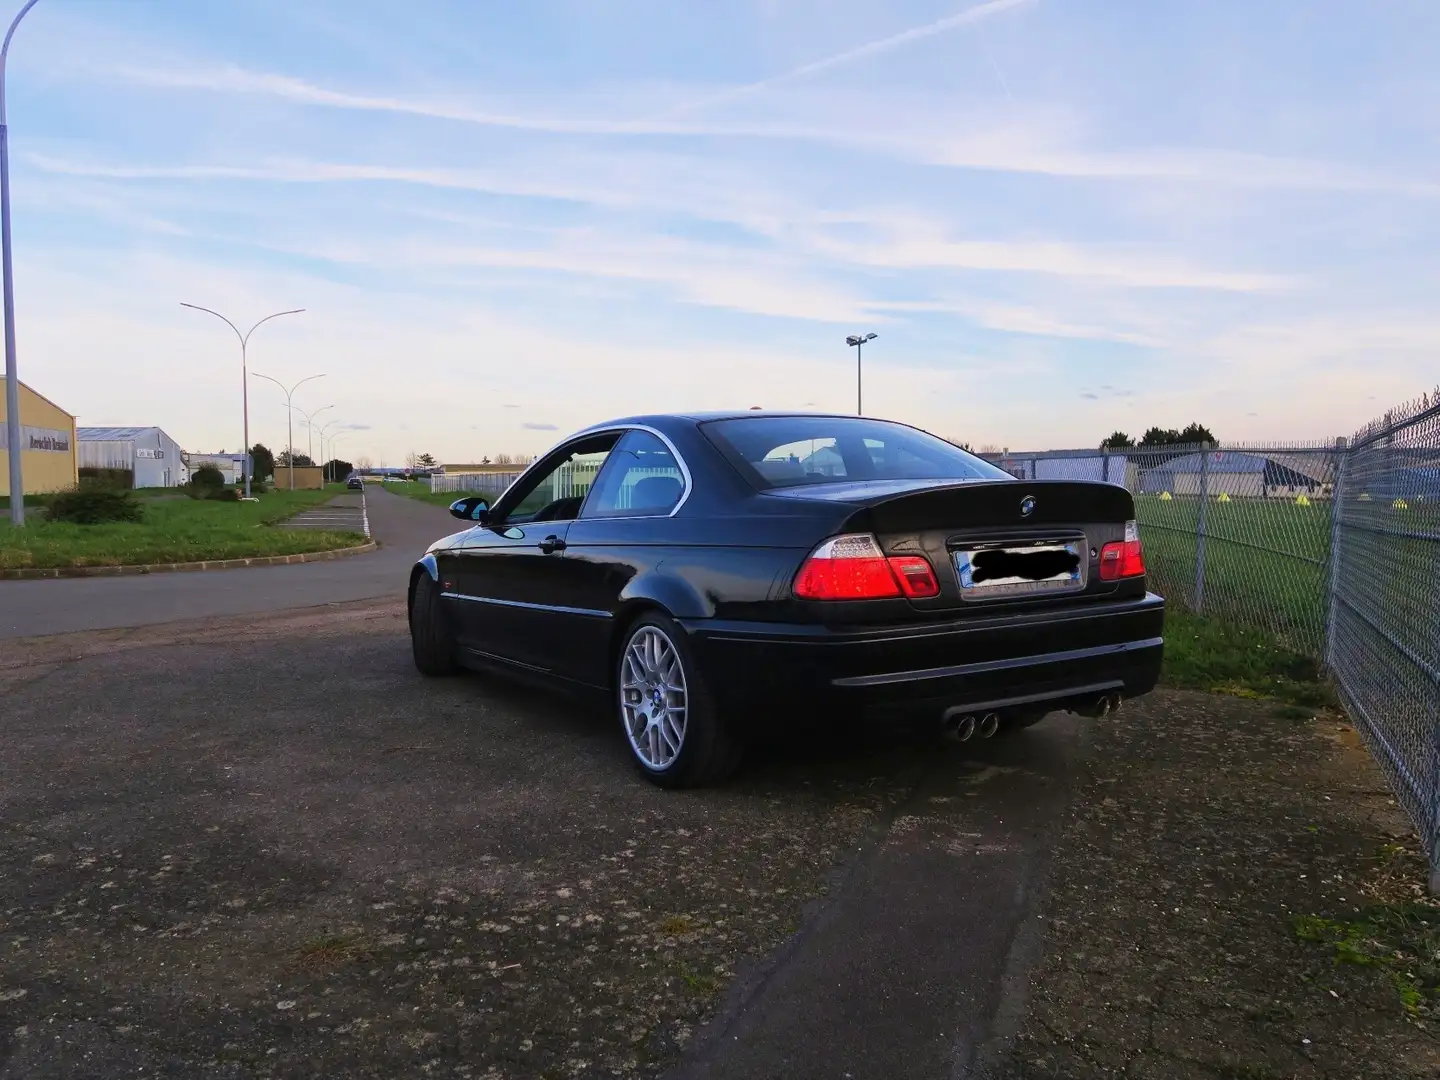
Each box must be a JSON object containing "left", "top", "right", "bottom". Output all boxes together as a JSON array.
[{"left": 980, "top": 689, "right": 1440, "bottom": 1079}]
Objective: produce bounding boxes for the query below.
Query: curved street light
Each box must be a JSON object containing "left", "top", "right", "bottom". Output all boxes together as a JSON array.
[
  {"left": 249, "top": 371, "right": 325, "bottom": 490},
  {"left": 2, "top": 0, "right": 41, "bottom": 526},
  {"left": 845, "top": 332, "right": 877, "bottom": 416},
  {"left": 312, "top": 417, "right": 345, "bottom": 479},
  {"left": 326, "top": 430, "right": 352, "bottom": 483},
  {"left": 181, "top": 303, "right": 305, "bottom": 497},
  {"left": 291, "top": 402, "right": 334, "bottom": 465}
]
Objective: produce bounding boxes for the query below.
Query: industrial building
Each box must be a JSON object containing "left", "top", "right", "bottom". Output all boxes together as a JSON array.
[
  {"left": 78, "top": 426, "right": 187, "bottom": 488},
  {"left": 188, "top": 451, "right": 253, "bottom": 486},
  {"left": 0, "top": 377, "right": 78, "bottom": 497}
]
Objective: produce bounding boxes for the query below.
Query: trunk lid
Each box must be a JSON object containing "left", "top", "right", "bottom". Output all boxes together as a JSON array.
[{"left": 767, "top": 478, "right": 1142, "bottom": 614}]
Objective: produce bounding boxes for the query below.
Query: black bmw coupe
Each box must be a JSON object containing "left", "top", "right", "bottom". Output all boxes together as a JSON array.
[{"left": 408, "top": 412, "right": 1164, "bottom": 787}]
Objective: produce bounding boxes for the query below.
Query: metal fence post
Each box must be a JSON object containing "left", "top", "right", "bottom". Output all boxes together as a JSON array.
[
  {"left": 1194, "top": 446, "right": 1210, "bottom": 613},
  {"left": 1324, "top": 436, "right": 1348, "bottom": 671}
]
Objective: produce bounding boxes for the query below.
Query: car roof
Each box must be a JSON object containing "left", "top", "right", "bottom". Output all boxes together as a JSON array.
[{"left": 579, "top": 410, "right": 877, "bottom": 431}]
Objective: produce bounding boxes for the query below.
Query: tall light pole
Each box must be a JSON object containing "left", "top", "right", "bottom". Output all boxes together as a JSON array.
[
  {"left": 1, "top": 0, "right": 40, "bottom": 527},
  {"left": 291, "top": 402, "right": 334, "bottom": 464},
  {"left": 846, "top": 332, "right": 877, "bottom": 416},
  {"left": 250, "top": 371, "right": 325, "bottom": 490},
  {"left": 327, "top": 431, "right": 351, "bottom": 483},
  {"left": 181, "top": 304, "right": 305, "bottom": 498},
  {"left": 314, "top": 417, "right": 344, "bottom": 480}
]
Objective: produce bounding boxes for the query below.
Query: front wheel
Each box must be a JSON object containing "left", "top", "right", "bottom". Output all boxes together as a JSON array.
[
  {"left": 617, "top": 614, "right": 742, "bottom": 788},
  {"left": 410, "top": 572, "right": 459, "bottom": 676}
]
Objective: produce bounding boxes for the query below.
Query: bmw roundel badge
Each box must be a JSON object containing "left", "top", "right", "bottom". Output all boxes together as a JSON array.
[{"left": 1020, "top": 495, "right": 1036, "bottom": 517}]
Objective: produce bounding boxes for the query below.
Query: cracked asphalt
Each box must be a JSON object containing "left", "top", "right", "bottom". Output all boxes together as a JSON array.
[{"left": 0, "top": 599, "right": 1080, "bottom": 1079}]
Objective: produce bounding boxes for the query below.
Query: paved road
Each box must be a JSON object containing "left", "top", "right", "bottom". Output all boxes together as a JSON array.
[
  {"left": 0, "top": 601, "right": 1083, "bottom": 1079},
  {"left": 281, "top": 491, "right": 369, "bottom": 535},
  {"left": 0, "top": 488, "right": 454, "bottom": 640}
]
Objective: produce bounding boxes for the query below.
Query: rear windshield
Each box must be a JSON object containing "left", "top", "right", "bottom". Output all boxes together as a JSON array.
[{"left": 702, "top": 416, "right": 1010, "bottom": 490}]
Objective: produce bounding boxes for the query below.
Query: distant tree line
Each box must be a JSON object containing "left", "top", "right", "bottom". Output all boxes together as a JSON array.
[{"left": 1101, "top": 423, "right": 1216, "bottom": 451}]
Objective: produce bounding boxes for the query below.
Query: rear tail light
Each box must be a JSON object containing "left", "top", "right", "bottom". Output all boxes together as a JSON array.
[
  {"left": 793, "top": 534, "right": 940, "bottom": 600},
  {"left": 1099, "top": 520, "right": 1145, "bottom": 581}
]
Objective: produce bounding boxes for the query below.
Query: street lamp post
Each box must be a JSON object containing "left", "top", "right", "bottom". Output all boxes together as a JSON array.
[
  {"left": 249, "top": 371, "right": 326, "bottom": 490},
  {"left": 845, "top": 333, "right": 877, "bottom": 416},
  {"left": 314, "top": 418, "right": 344, "bottom": 480},
  {"left": 327, "top": 431, "right": 351, "bottom": 483},
  {"left": 181, "top": 304, "right": 305, "bottom": 498},
  {"left": 1, "top": 0, "right": 40, "bottom": 527},
  {"left": 292, "top": 403, "right": 334, "bottom": 465}
]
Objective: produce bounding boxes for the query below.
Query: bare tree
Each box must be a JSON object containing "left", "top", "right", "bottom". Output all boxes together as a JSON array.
[{"left": 353, "top": 455, "right": 374, "bottom": 471}]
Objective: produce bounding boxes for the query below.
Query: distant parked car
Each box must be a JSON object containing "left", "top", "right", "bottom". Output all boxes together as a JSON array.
[
  {"left": 407, "top": 412, "right": 1165, "bottom": 788},
  {"left": 346, "top": 476, "right": 363, "bottom": 490}
]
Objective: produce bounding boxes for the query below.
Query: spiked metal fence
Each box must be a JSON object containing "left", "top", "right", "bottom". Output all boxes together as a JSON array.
[{"left": 983, "top": 388, "right": 1440, "bottom": 885}]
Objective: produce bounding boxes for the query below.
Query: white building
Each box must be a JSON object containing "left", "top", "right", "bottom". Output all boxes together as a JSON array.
[
  {"left": 77, "top": 425, "right": 187, "bottom": 488},
  {"left": 188, "top": 451, "right": 253, "bottom": 486}
]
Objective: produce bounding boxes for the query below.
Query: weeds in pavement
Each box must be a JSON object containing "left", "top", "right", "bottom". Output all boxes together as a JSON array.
[
  {"left": 1292, "top": 841, "right": 1440, "bottom": 1018},
  {"left": 294, "top": 933, "right": 371, "bottom": 971}
]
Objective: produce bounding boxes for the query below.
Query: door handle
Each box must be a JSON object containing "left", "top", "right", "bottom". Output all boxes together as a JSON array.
[{"left": 538, "top": 535, "right": 567, "bottom": 554}]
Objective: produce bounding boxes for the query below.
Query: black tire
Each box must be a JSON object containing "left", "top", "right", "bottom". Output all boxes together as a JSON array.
[
  {"left": 410, "top": 572, "right": 459, "bottom": 676},
  {"left": 616, "top": 612, "right": 743, "bottom": 788}
]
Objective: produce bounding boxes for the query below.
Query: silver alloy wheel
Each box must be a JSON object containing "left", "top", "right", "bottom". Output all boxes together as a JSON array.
[{"left": 620, "top": 626, "right": 688, "bottom": 771}]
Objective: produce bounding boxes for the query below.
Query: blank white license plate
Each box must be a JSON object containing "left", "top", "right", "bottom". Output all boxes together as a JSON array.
[{"left": 953, "top": 541, "right": 1086, "bottom": 599}]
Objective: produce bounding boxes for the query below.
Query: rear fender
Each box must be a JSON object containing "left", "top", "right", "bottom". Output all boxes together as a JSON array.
[{"left": 618, "top": 565, "right": 712, "bottom": 620}]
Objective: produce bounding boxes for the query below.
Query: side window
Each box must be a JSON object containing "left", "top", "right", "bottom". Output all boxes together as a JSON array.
[
  {"left": 581, "top": 429, "right": 686, "bottom": 518},
  {"left": 501, "top": 436, "right": 619, "bottom": 524}
]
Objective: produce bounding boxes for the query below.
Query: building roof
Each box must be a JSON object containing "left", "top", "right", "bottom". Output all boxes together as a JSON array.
[
  {"left": 0, "top": 377, "right": 75, "bottom": 420},
  {"left": 77, "top": 425, "right": 165, "bottom": 441}
]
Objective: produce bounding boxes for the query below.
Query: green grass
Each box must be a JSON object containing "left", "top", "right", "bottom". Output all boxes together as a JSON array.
[
  {"left": 0, "top": 488, "right": 364, "bottom": 569},
  {"left": 1161, "top": 609, "right": 1336, "bottom": 710},
  {"left": 1137, "top": 494, "right": 1333, "bottom": 656}
]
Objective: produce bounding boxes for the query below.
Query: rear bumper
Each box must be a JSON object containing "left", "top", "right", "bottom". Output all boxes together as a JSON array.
[{"left": 681, "top": 593, "right": 1164, "bottom": 721}]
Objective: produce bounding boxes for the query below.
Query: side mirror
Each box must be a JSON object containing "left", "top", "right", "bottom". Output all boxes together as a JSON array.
[{"left": 449, "top": 496, "right": 489, "bottom": 523}]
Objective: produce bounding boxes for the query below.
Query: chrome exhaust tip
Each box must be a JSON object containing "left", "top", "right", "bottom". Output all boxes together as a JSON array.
[
  {"left": 979, "top": 712, "right": 1001, "bottom": 738},
  {"left": 955, "top": 714, "right": 977, "bottom": 742}
]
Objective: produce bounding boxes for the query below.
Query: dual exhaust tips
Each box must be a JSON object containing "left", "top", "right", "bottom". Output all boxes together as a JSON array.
[
  {"left": 942, "top": 693, "right": 1123, "bottom": 742},
  {"left": 943, "top": 710, "right": 1001, "bottom": 742},
  {"left": 1073, "top": 693, "right": 1124, "bottom": 719}
]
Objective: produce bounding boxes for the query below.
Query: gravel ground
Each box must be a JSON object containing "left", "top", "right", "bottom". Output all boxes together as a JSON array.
[
  {"left": 0, "top": 601, "right": 932, "bottom": 1079},
  {"left": 977, "top": 690, "right": 1440, "bottom": 1080}
]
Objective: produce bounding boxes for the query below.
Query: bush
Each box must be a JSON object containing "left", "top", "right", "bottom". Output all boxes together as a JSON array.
[
  {"left": 78, "top": 467, "right": 134, "bottom": 489},
  {"left": 46, "top": 486, "right": 145, "bottom": 525},
  {"left": 191, "top": 464, "right": 226, "bottom": 489},
  {"left": 208, "top": 487, "right": 242, "bottom": 502}
]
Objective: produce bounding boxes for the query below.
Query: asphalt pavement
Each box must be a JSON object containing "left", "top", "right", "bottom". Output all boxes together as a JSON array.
[
  {"left": 0, "top": 487, "right": 455, "bottom": 640},
  {"left": 281, "top": 491, "right": 370, "bottom": 536},
  {"left": 0, "top": 601, "right": 1083, "bottom": 1079}
]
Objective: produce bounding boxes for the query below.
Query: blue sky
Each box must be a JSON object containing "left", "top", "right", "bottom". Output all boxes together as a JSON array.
[{"left": 6, "top": 0, "right": 1439, "bottom": 464}]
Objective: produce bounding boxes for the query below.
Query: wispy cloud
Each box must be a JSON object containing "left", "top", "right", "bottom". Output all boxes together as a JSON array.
[{"left": 655, "top": 0, "right": 1037, "bottom": 119}]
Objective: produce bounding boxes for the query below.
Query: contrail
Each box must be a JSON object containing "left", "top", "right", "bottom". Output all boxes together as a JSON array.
[{"left": 655, "top": 0, "right": 1037, "bottom": 119}]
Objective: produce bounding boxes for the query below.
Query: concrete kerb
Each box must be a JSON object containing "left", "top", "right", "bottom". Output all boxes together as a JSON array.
[{"left": 0, "top": 540, "right": 378, "bottom": 580}]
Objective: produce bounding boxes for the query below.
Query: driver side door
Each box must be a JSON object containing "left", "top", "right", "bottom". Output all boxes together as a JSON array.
[{"left": 441, "top": 435, "right": 618, "bottom": 673}]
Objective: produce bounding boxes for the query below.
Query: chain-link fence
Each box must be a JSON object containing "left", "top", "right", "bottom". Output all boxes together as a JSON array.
[
  {"left": 983, "top": 441, "right": 1342, "bottom": 658},
  {"left": 1326, "top": 391, "right": 1440, "bottom": 886},
  {"left": 982, "top": 388, "right": 1440, "bottom": 883}
]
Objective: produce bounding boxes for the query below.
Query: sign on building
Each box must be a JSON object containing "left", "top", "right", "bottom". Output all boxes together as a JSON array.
[{"left": 0, "top": 423, "right": 71, "bottom": 452}]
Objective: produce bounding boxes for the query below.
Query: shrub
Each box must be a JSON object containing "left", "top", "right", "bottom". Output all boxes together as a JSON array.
[
  {"left": 46, "top": 486, "right": 145, "bottom": 525},
  {"left": 78, "top": 467, "right": 134, "bottom": 489},
  {"left": 208, "top": 487, "right": 242, "bottom": 502},
  {"left": 191, "top": 464, "right": 226, "bottom": 489}
]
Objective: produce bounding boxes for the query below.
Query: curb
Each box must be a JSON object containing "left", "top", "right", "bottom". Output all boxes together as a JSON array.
[{"left": 0, "top": 540, "right": 378, "bottom": 581}]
